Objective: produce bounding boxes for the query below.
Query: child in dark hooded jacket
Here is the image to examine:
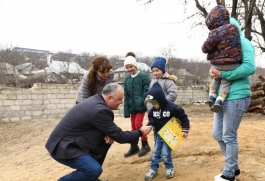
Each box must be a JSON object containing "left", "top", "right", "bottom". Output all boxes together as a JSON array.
[
  {"left": 202, "top": 5, "right": 243, "bottom": 113},
  {"left": 144, "top": 82, "right": 190, "bottom": 180}
]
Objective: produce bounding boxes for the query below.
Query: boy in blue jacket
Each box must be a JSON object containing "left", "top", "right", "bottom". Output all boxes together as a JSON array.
[{"left": 144, "top": 82, "right": 190, "bottom": 180}]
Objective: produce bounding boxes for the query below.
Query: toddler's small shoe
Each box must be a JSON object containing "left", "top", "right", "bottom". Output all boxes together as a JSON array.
[
  {"left": 210, "top": 99, "right": 223, "bottom": 113},
  {"left": 206, "top": 96, "right": 216, "bottom": 107},
  {"left": 165, "top": 168, "right": 174, "bottom": 179},
  {"left": 214, "top": 174, "right": 236, "bottom": 181},
  {"left": 145, "top": 169, "right": 158, "bottom": 180}
]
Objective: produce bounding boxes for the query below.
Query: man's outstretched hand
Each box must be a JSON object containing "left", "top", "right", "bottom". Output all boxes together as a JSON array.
[
  {"left": 104, "top": 136, "right": 114, "bottom": 144},
  {"left": 140, "top": 125, "right": 152, "bottom": 136}
]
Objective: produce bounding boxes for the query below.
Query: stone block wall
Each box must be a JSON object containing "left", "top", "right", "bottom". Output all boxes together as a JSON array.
[
  {"left": 0, "top": 83, "right": 79, "bottom": 123},
  {"left": 0, "top": 84, "right": 208, "bottom": 123},
  {"left": 176, "top": 86, "right": 208, "bottom": 105}
]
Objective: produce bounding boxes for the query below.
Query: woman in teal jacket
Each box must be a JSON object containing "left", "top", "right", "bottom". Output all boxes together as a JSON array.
[
  {"left": 123, "top": 52, "right": 151, "bottom": 158},
  {"left": 210, "top": 18, "right": 256, "bottom": 181}
]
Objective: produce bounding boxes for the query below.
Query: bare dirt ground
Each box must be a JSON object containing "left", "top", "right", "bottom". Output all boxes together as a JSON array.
[{"left": 0, "top": 104, "right": 265, "bottom": 181}]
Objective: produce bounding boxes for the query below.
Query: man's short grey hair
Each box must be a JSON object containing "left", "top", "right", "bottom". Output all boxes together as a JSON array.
[{"left": 102, "top": 83, "right": 123, "bottom": 96}]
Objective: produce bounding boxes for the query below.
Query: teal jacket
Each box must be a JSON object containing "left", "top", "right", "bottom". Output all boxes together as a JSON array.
[
  {"left": 124, "top": 71, "right": 150, "bottom": 117},
  {"left": 220, "top": 18, "right": 256, "bottom": 100}
]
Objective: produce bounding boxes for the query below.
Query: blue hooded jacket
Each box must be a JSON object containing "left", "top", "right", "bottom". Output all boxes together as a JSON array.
[{"left": 146, "top": 82, "right": 190, "bottom": 133}]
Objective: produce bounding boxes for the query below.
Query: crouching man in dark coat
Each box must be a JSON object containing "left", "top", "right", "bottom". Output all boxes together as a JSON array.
[{"left": 45, "top": 83, "right": 152, "bottom": 181}]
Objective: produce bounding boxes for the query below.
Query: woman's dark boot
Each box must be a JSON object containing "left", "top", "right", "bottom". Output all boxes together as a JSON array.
[
  {"left": 124, "top": 140, "right": 139, "bottom": 157},
  {"left": 138, "top": 140, "right": 151, "bottom": 157}
]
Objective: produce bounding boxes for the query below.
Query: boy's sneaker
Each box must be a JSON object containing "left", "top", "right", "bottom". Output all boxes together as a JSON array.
[
  {"left": 206, "top": 96, "right": 216, "bottom": 107},
  {"left": 165, "top": 168, "right": 174, "bottom": 179},
  {"left": 214, "top": 174, "right": 236, "bottom": 181},
  {"left": 210, "top": 99, "right": 223, "bottom": 113},
  {"left": 145, "top": 169, "right": 158, "bottom": 180}
]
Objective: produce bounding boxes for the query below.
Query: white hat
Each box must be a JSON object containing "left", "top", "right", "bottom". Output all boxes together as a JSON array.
[{"left": 124, "top": 56, "right": 138, "bottom": 68}]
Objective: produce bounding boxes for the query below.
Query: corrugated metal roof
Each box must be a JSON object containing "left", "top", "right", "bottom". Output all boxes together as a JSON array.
[{"left": 31, "top": 61, "right": 86, "bottom": 74}]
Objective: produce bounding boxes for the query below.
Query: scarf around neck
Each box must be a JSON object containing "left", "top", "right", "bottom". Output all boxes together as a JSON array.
[{"left": 96, "top": 74, "right": 110, "bottom": 84}]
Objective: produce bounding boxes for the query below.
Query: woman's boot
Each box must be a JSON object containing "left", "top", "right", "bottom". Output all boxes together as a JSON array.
[
  {"left": 138, "top": 140, "right": 151, "bottom": 157},
  {"left": 124, "top": 139, "right": 139, "bottom": 157}
]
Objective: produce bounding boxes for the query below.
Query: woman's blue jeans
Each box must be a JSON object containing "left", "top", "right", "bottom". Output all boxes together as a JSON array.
[
  {"left": 150, "top": 135, "right": 174, "bottom": 171},
  {"left": 212, "top": 97, "right": 250, "bottom": 178}
]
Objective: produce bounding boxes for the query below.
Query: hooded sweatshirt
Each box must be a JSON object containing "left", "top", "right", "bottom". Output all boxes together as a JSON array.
[
  {"left": 146, "top": 82, "right": 190, "bottom": 133},
  {"left": 218, "top": 18, "right": 256, "bottom": 100},
  {"left": 202, "top": 5, "right": 242, "bottom": 65}
]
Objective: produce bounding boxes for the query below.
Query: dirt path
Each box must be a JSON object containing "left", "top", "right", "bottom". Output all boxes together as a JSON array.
[{"left": 0, "top": 105, "right": 264, "bottom": 181}]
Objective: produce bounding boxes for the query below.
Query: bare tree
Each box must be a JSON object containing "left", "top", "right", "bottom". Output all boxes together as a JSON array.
[
  {"left": 158, "top": 44, "right": 177, "bottom": 75},
  {"left": 140, "top": 56, "right": 155, "bottom": 66},
  {"left": 47, "top": 50, "right": 85, "bottom": 84},
  {"left": 18, "top": 52, "right": 47, "bottom": 72},
  {"left": 109, "top": 55, "right": 121, "bottom": 70},
  {"left": 74, "top": 52, "right": 94, "bottom": 70},
  {"left": 136, "top": 0, "right": 265, "bottom": 52},
  {"left": 53, "top": 50, "right": 76, "bottom": 62},
  {"left": 0, "top": 48, "right": 26, "bottom": 87}
]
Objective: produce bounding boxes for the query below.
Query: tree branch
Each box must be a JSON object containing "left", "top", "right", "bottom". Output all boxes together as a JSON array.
[
  {"left": 194, "top": 0, "right": 208, "bottom": 18},
  {"left": 251, "top": 30, "right": 263, "bottom": 37},
  {"left": 255, "top": 5, "right": 265, "bottom": 42},
  {"left": 231, "top": 0, "right": 238, "bottom": 18},
  {"left": 136, "top": 0, "right": 153, "bottom": 5},
  {"left": 252, "top": 33, "right": 265, "bottom": 52},
  {"left": 246, "top": 0, "right": 255, "bottom": 24}
]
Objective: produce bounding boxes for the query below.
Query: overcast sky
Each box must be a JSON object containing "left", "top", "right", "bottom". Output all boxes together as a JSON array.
[
  {"left": 0, "top": 0, "right": 206, "bottom": 59},
  {"left": 0, "top": 0, "right": 264, "bottom": 67}
]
